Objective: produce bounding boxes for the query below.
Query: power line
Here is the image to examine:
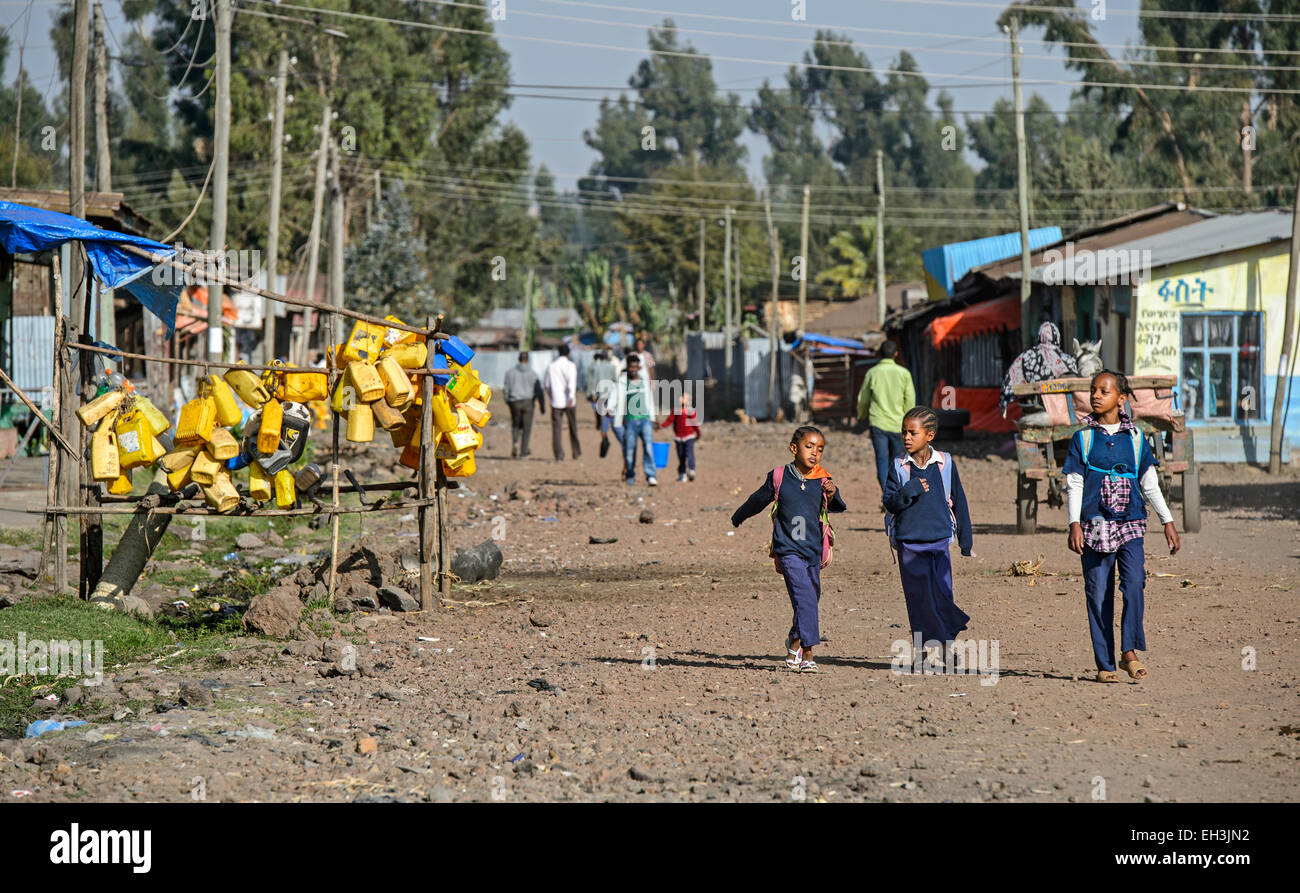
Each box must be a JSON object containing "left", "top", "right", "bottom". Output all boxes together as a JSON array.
[
  {"left": 533, "top": 0, "right": 1300, "bottom": 57},
  {"left": 884, "top": 0, "right": 1300, "bottom": 23},
  {"left": 415, "top": 0, "right": 1300, "bottom": 75},
  {"left": 240, "top": 0, "right": 1300, "bottom": 96}
]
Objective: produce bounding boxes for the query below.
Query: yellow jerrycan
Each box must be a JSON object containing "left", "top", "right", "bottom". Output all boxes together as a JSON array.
[
  {"left": 341, "top": 319, "right": 387, "bottom": 364},
  {"left": 346, "top": 361, "right": 385, "bottom": 404},
  {"left": 202, "top": 471, "right": 240, "bottom": 513},
  {"left": 90, "top": 412, "right": 121, "bottom": 481},
  {"left": 107, "top": 472, "right": 134, "bottom": 496},
  {"left": 273, "top": 469, "right": 296, "bottom": 508},
  {"left": 115, "top": 408, "right": 163, "bottom": 469},
  {"left": 385, "top": 341, "right": 427, "bottom": 370},
  {"left": 208, "top": 375, "right": 242, "bottom": 427},
  {"left": 158, "top": 446, "right": 199, "bottom": 474},
  {"left": 258, "top": 398, "right": 284, "bottom": 455},
  {"left": 346, "top": 403, "right": 375, "bottom": 443},
  {"left": 166, "top": 460, "right": 193, "bottom": 491},
  {"left": 76, "top": 389, "right": 125, "bottom": 427},
  {"left": 248, "top": 461, "right": 273, "bottom": 501},
  {"left": 175, "top": 395, "right": 216, "bottom": 446},
  {"left": 370, "top": 396, "right": 406, "bottom": 431},
  {"left": 377, "top": 356, "right": 415, "bottom": 408},
  {"left": 135, "top": 395, "right": 171, "bottom": 436},
  {"left": 207, "top": 426, "right": 240, "bottom": 461},
  {"left": 189, "top": 448, "right": 222, "bottom": 486},
  {"left": 223, "top": 365, "right": 272, "bottom": 409}
]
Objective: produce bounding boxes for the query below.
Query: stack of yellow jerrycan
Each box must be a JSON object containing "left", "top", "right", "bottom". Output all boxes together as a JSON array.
[
  {"left": 225, "top": 359, "right": 319, "bottom": 509},
  {"left": 77, "top": 373, "right": 172, "bottom": 497},
  {"left": 164, "top": 374, "right": 249, "bottom": 512}
]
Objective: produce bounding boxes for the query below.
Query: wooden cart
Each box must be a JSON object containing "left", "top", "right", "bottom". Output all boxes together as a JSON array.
[{"left": 1011, "top": 375, "right": 1200, "bottom": 535}]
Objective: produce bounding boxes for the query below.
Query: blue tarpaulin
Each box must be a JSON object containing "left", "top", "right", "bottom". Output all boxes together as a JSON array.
[
  {"left": 0, "top": 200, "right": 182, "bottom": 332},
  {"left": 791, "top": 333, "right": 869, "bottom": 354}
]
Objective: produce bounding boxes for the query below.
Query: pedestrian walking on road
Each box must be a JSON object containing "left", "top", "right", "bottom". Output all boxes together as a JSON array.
[
  {"left": 544, "top": 343, "right": 581, "bottom": 461},
  {"left": 587, "top": 350, "right": 619, "bottom": 458},
  {"left": 503, "top": 351, "right": 546, "bottom": 458},
  {"left": 614, "top": 353, "right": 656, "bottom": 486},
  {"left": 857, "top": 340, "right": 916, "bottom": 501}
]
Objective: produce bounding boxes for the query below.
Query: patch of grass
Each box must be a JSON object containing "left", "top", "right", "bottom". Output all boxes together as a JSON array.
[
  {"left": 0, "top": 595, "right": 239, "bottom": 738},
  {"left": 0, "top": 528, "right": 42, "bottom": 549}
]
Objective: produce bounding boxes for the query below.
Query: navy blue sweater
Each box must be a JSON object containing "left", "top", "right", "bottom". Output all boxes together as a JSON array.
[
  {"left": 732, "top": 465, "right": 847, "bottom": 563},
  {"left": 881, "top": 453, "right": 973, "bottom": 555}
]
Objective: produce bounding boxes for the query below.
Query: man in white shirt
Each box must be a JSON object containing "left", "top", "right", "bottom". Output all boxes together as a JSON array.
[{"left": 543, "top": 343, "right": 581, "bottom": 461}]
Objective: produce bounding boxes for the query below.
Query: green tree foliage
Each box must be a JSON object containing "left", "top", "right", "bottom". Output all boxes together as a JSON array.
[{"left": 344, "top": 179, "right": 429, "bottom": 320}]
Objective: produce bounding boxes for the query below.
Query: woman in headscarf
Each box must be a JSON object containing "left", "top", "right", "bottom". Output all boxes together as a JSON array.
[{"left": 999, "top": 321, "right": 1079, "bottom": 417}]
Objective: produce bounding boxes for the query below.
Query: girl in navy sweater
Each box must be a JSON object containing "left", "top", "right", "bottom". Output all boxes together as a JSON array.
[
  {"left": 1063, "top": 370, "right": 1180, "bottom": 683},
  {"left": 732, "top": 426, "right": 846, "bottom": 671},
  {"left": 882, "top": 406, "right": 974, "bottom": 668}
]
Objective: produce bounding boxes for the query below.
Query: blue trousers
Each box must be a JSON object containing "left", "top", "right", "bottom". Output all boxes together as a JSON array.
[
  {"left": 675, "top": 439, "right": 695, "bottom": 473},
  {"left": 870, "top": 426, "right": 904, "bottom": 494},
  {"left": 777, "top": 555, "right": 821, "bottom": 648},
  {"left": 1081, "top": 539, "right": 1146, "bottom": 671},
  {"left": 622, "top": 418, "right": 656, "bottom": 481},
  {"left": 897, "top": 539, "right": 969, "bottom": 644}
]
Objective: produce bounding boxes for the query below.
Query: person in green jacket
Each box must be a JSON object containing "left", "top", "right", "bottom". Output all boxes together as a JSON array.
[{"left": 857, "top": 340, "right": 916, "bottom": 498}]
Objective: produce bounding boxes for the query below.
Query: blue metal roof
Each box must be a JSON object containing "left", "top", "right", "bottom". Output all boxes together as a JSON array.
[{"left": 923, "top": 227, "right": 1063, "bottom": 297}]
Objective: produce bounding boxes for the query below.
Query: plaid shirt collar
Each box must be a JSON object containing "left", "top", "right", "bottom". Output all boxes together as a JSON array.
[{"left": 1083, "top": 411, "right": 1136, "bottom": 434}]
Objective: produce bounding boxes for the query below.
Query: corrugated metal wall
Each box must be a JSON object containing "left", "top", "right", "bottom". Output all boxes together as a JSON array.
[{"left": 4, "top": 315, "right": 55, "bottom": 406}]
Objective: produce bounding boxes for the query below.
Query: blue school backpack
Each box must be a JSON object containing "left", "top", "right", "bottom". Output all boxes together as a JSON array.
[
  {"left": 884, "top": 452, "right": 956, "bottom": 549},
  {"left": 1077, "top": 427, "right": 1145, "bottom": 480}
]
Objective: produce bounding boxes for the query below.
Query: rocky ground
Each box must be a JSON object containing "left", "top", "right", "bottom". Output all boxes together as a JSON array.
[{"left": 1, "top": 414, "right": 1297, "bottom": 802}]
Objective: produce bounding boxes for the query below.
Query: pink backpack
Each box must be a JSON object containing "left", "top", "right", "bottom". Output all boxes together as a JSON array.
[{"left": 768, "top": 465, "right": 836, "bottom": 572}]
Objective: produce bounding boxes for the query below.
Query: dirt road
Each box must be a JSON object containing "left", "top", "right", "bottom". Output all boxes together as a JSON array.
[{"left": 3, "top": 415, "right": 1297, "bottom": 802}]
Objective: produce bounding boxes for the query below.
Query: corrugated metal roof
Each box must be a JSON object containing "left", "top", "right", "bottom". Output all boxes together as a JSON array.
[
  {"left": 1016, "top": 210, "right": 1292, "bottom": 283},
  {"left": 923, "top": 227, "right": 1062, "bottom": 297},
  {"left": 483, "top": 307, "right": 582, "bottom": 330}
]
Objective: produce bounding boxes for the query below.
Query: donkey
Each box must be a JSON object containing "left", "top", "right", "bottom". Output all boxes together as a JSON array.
[{"left": 1073, "top": 338, "right": 1103, "bottom": 377}]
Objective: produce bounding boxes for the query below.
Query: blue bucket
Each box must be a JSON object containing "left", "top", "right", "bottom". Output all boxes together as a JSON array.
[{"left": 652, "top": 441, "right": 670, "bottom": 469}]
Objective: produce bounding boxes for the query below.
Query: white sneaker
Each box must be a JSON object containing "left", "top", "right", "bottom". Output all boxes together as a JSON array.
[
  {"left": 687, "top": 469, "right": 695, "bottom": 481},
  {"left": 647, "top": 476, "right": 658, "bottom": 487},
  {"left": 677, "top": 473, "right": 687, "bottom": 482}
]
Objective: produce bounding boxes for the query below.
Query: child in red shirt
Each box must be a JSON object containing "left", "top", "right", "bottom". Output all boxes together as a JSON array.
[{"left": 660, "top": 393, "right": 702, "bottom": 482}]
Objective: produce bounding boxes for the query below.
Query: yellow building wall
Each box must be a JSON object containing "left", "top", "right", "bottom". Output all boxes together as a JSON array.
[{"left": 1134, "top": 243, "right": 1290, "bottom": 378}]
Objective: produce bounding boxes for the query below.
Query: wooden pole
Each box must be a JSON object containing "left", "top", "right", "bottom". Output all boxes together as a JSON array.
[
  {"left": 92, "top": 3, "right": 111, "bottom": 193},
  {"left": 875, "top": 151, "right": 886, "bottom": 330},
  {"left": 1010, "top": 16, "right": 1034, "bottom": 349},
  {"left": 723, "top": 204, "right": 732, "bottom": 397},
  {"left": 799, "top": 185, "right": 809, "bottom": 340},
  {"left": 209, "top": 0, "right": 232, "bottom": 362},
  {"left": 299, "top": 99, "right": 331, "bottom": 366},
  {"left": 10, "top": 41, "right": 22, "bottom": 188},
  {"left": 327, "top": 138, "right": 345, "bottom": 349},
  {"left": 264, "top": 47, "right": 289, "bottom": 364},
  {"left": 40, "top": 257, "right": 65, "bottom": 588},
  {"left": 698, "top": 217, "right": 706, "bottom": 333},
  {"left": 1268, "top": 178, "right": 1300, "bottom": 473},
  {"left": 67, "top": 0, "right": 89, "bottom": 597},
  {"left": 327, "top": 358, "right": 343, "bottom": 603},
  {"left": 764, "top": 189, "right": 779, "bottom": 419},
  {"left": 418, "top": 315, "right": 437, "bottom": 610}
]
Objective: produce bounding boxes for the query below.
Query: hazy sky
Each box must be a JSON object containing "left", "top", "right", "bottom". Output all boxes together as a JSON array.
[{"left": 4, "top": 0, "right": 1143, "bottom": 187}]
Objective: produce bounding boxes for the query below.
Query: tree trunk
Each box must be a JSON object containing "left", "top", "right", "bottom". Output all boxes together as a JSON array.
[{"left": 90, "top": 474, "right": 174, "bottom": 600}]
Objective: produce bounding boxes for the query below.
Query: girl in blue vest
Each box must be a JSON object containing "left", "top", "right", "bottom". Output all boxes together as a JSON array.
[
  {"left": 883, "top": 406, "right": 974, "bottom": 669},
  {"left": 1063, "top": 370, "right": 1180, "bottom": 684},
  {"left": 732, "top": 426, "right": 846, "bottom": 672}
]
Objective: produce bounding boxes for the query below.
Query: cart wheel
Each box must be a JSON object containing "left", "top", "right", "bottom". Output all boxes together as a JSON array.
[
  {"left": 1181, "top": 463, "right": 1201, "bottom": 533},
  {"left": 1016, "top": 474, "right": 1038, "bottom": 535}
]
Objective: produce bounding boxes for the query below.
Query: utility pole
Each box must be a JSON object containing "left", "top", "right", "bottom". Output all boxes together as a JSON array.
[
  {"left": 522, "top": 267, "right": 534, "bottom": 351},
  {"left": 92, "top": 2, "right": 114, "bottom": 353},
  {"left": 723, "top": 205, "right": 732, "bottom": 398},
  {"left": 1269, "top": 178, "right": 1300, "bottom": 473},
  {"left": 764, "top": 189, "right": 780, "bottom": 419},
  {"left": 327, "top": 138, "right": 345, "bottom": 349},
  {"left": 697, "top": 217, "right": 706, "bottom": 333},
  {"left": 66, "top": 0, "right": 89, "bottom": 596},
  {"left": 264, "top": 48, "right": 288, "bottom": 364},
  {"left": 208, "top": 0, "right": 232, "bottom": 362},
  {"left": 875, "top": 151, "right": 887, "bottom": 330},
  {"left": 92, "top": 3, "right": 110, "bottom": 193},
  {"left": 11, "top": 42, "right": 22, "bottom": 187},
  {"left": 299, "top": 101, "right": 331, "bottom": 365},
  {"left": 1010, "top": 16, "right": 1034, "bottom": 348},
  {"left": 799, "top": 184, "right": 810, "bottom": 339}
]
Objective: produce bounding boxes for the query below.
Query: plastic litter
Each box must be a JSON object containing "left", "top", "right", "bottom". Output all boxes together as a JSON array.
[
  {"left": 11, "top": 790, "right": 33, "bottom": 798},
  {"left": 25, "top": 719, "right": 88, "bottom": 738},
  {"left": 510, "top": 753, "right": 525, "bottom": 763}
]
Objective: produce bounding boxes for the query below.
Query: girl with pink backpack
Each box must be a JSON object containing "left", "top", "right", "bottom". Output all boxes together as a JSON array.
[
  {"left": 882, "top": 406, "right": 975, "bottom": 670},
  {"left": 731, "top": 426, "right": 845, "bottom": 672}
]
